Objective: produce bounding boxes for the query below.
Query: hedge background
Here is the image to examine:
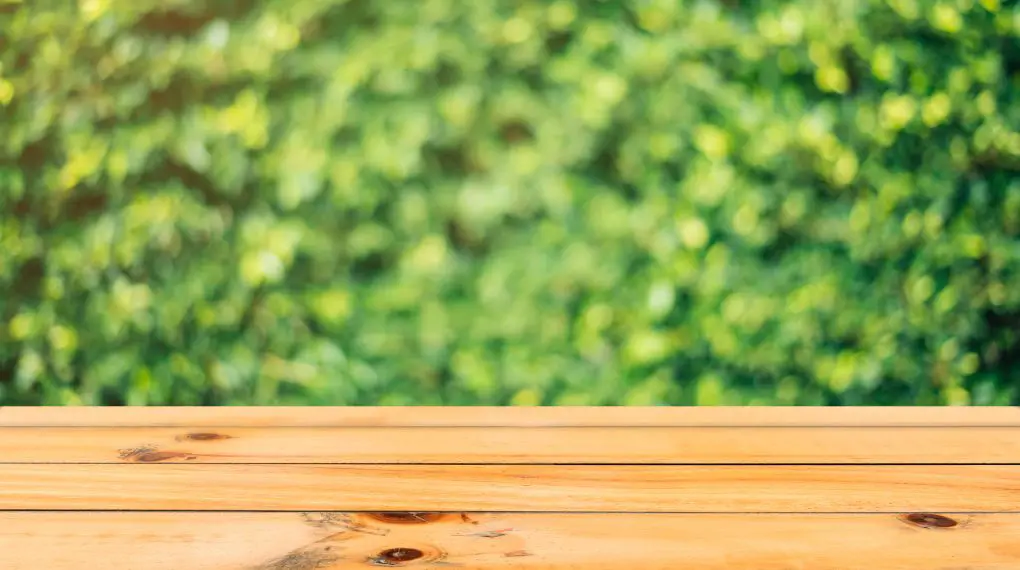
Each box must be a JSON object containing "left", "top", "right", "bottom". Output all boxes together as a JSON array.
[{"left": 1, "top": 0, "right": 1018, "bottom": 405}]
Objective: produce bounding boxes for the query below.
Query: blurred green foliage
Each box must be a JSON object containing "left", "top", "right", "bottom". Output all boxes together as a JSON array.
[{"left": 1, "top": 0, "right": 1019, "bottom": 406}]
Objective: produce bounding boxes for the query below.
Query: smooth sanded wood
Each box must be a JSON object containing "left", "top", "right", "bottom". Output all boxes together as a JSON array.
[
  {"left": 3, "top": 426, "right": 1020, "bottom": 464},
  {"left": 2, "top": 406, "right": 1019, "bottom": 427},
  {"left": 1, "top": 464, "right": 1018, "bottom": 512},
  {"left": 1, "top": 511, "right": 1018, "bottom": 570},
  {"left": 4, "top": 409, "right": 1020, "bottom": 569}
]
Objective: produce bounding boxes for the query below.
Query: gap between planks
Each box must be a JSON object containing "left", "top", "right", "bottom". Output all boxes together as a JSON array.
[
  {"left": 1, "top": 464, "right": 1018, "bottom": 512},
  {"left": 3, "top": 426, "right": 1020, "bottom": 463},
  {"left": 1, "top": 511, "right": 1019, "bottom": 570}
]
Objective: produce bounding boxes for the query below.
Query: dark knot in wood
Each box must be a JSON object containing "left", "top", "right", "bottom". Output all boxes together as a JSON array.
[
  {"left": 902, "top": 513, "right": 958, "bottom": 528},
  {"left": 370, "top": 547, "right": 424, "bottom": 565},
  {"left": 177, "top": 432, "right": 232, "bottom": 441},
  {"left": 367, "top": 512, "right": 443, "bottom": 524}
]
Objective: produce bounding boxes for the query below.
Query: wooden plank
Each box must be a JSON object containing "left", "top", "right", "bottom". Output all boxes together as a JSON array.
[
  {"left": 3, "top": 406, "right": 1019, "bottom": 427},
  {"left": 1, "top": 464, "right": 1018, "bottom": 512},
  {"left": 3, "top": 426, "right": 1020, "bottom": 464},
  {"left": 1, "top": 511, "right": 1018, "bottom": 569}
]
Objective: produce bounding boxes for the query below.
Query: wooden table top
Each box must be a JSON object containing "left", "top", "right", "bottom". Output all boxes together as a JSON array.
[{"left": 1, "top": 406, "right": 1018, "bottom": 569}]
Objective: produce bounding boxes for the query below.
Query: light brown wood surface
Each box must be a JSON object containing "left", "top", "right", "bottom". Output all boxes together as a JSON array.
[
  {"left": 3, "top": 426, "right": 1020, "bottom": 463},
  {"left": 2, "top": 464, "right": 1018, "bottom": 511},
  {"left": 3, "top": 405, "right": 1019, "bottom": 426},
  {"left": 4, "top": 407, "right": 1020, "bottom": 569},
  {"left": 1, "top": 511, "right": 1018, "bottom": 570}
]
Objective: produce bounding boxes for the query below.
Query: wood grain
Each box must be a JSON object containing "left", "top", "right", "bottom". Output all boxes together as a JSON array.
[
  {"left": 6, "top": 408, "right": 1020, "bottom": 568},
  {"left": 3, "top": 406, "right": 1019, "bottom": 427},
  {"left": 3, "top": 426, "right": 1020, "bottom": 464},
  {"left": 2, "top": 464, "right": 1018, "bottom": 512},
  {"left": 1, "top": 511, "right": 1018, "bottom": 569}
]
